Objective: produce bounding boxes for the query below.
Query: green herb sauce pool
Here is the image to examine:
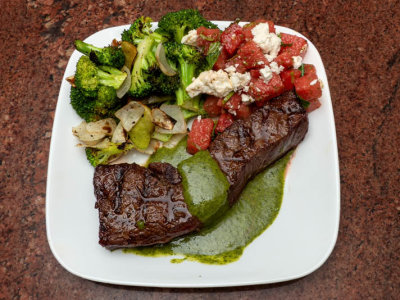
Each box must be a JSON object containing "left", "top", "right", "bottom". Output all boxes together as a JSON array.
[{"left": 126, "top": 139, "right": 291, "bottom": 265}]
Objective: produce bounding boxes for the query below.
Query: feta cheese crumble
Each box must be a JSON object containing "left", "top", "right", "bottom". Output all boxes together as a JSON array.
[
  {"left": 181, "top": 29, "right": 198, "bottom": 47},
  {"left": 259, "top": 66, "right": 273, "bottom": 83},
  {"left": 241, "top": 94, "right": 254, "bottom": 103},
  {"left": 310, "top": 79, "right": 317, "bottom": 86},
  {"left": 259, "top": 62, "right": 284, "bottom": 84},
  {"left": 251, "top": 23, "right": 281, "bottom": 62},
  {"left": 186, "top": 70, "right": 232, "bottom": 98},
  {"left": 292, "top": 56, "right": 303, "bottom": 69},
  {"left": 187, "top": 67, "right": 251, "bottom": 98},
  {"left": 269, "top": 61, "right": 284, "bottom": 74}
]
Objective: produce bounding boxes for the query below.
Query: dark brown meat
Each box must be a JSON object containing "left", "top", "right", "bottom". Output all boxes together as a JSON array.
[
  {"left": 93, "top": 162, "right": 201, "bottom": 249},
  {"left": 93, "top": 91, "right": 308, "bottom": 248},
  {"left": 209, "top": 91, "right": 308, "bottom": 205}
]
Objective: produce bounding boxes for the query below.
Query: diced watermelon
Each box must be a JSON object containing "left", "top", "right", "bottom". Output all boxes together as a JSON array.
[
  {"left": 224, "top": 93, "right": 252, "bottom": 119},
  {"left": 237, "top": 40, "right": 268, "bottom": 69},
  {"left": 243, "top": 19, "right": 276, "bottom": 41},
  {"left": 187, "top": 118, "right": 215, "bottom": 154},
  {"left": 248, "top": 73, "right": 284, "bottom": 105},
  {"left": 197, "top": 26, "right": 222, "bottom": 54},
  {"left": 294, "top": 73, "right": 322, "bottom": 101},
  {"left": 303, "top": 64, "right": 316, "bottom": 75},
  {"left": 280, "top": 69, "right": 302, "bottom": 91},
  {"left": 224, "top": 55, "right": 247, "bottom": 73},
  {"left": 215, "top": 113, "right": 234, "bottom": 133},
  {"left": 306, "top": 98, "right": 321, "bottom": 113},
  {"left": 250, "top": 69, "right": 261, "bottom": 78},
  {"left": 275, "top": 33, "right": 308, "bottom": 68},
  {"left": 203, "top": 95, "right": 222, "bottom": 117},
  {"left": 221, "top": 23, "right": 244, "bottom": 55},
  {"left": 213, "top": 48, "right": 229, "bottom": 70}
]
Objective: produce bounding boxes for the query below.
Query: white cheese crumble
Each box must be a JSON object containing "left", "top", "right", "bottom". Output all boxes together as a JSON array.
[
  {"left": 259, "top": 62, "right": 284, "bottom": 84},
  {"left": 230, "top": 72, "right": 251, "bottom": 91},
  {"left": 241, "top": 94, "right": 254, "bottom": 103},
  {"left": 259, "top": 66, "right": 273, "bottom": 83},
  {"left": 251, "top": 23, "right": 281, "bottom": 62},
  {"left": 181, "top": 29, "right": 198, "bottom": 46},
  {"left": 186, "top": 70, "right": 232, "bottom": 98},
  {"left": 269, "top": 61, "right": 284, "bottom": 74},
  {"left": 292, "top": 56, "right": 303, "bottom": 69},
  {"left": 224, "top": 65, "right": 236, "bottom": 73},
  {"left": 310, "top": 79, "right": 317, "bottom": 86},
  {"left": 187, "top": 67, "right": 251, "bottom": 98}
]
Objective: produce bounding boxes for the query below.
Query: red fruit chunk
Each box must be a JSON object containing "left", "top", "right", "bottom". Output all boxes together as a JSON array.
[
  {"left": 280, "top": 69, "right": 302, "bottom": 91},
  {"left": 237, "top": 41, "right": 268, "bottom": 69},
  {"left": 303, "top": 64, "right": 316, "bottom": 75},
  {"left": 224, "top": 93, "right": 252, "bottom": 119},
  {"left": 248, "top": 73, "right": 284, "bottom": 105},
  {"left": 197, "top": 26, "right": 222, "bottom": 54},
  {"left": 306, "top": 98, "right": 321, "bottom": 113},
  {"left": 250, "top": 69, "right": 261, "bottom": 78},
  {"left": 187, "top": 118, "right": 215, "bottom": 154},
  {"left": 294, "top": 73, "right": 322, "bottom": 101},
  {"left": 213, "top": 48, "right": 229, "bottom": 70},
  {"left": 215, "top": 113, "right": 234, "bottom": 133},
  {"left": 275, "top": 33, "right": 308, "bottom": 68},
  {"left": 224, "top": 55, "right": 247, "bottom": 73},
  {"left": 204, "top": 95, "right": 222, "bottom": 117},
  {"left": 221, "top": 23, "right": 244, "bottom": 55},
  {"left": 243, "top": 19, "right": 276, "bottom": 41}
]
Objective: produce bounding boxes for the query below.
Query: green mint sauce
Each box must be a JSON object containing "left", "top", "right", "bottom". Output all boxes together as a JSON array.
[
  {"left": 126, "top": 139, "right": 292, "bottom": 265},
  {"left": 178, "top": 151, "right": 230, "bottom": 225}
]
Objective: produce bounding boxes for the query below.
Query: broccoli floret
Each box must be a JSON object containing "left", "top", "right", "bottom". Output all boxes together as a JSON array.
[
  {"left": 85, "top": 143, "right": 134, "bottom": 167},
  {"left": 122, "top": 17, "right": 167, "bottom": 98},
  {"left": 70, "top": 86, "right": 124, "bottom": 122},
  {"left": 163, "top": 42, "right": 205, "bottom": 106},
  {"left": 148, "top": 69, "right": 180, "bottom": 95},
  {"left": 158, "top": 9, "right": 218, "bottom": 43},
  {"left": 74, "top": 40, "right": 125, "bottom": 69},
  {"left": 121, "top": 16, "right": 154, "bottom": 44},
  {"left": 74, "top": 56, "right": 127, "bottom": 97}
]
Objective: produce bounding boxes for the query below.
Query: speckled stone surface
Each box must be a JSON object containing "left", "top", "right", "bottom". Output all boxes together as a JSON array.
[{"left": 1, "top": 0, "right": 399, "bottom": 298}]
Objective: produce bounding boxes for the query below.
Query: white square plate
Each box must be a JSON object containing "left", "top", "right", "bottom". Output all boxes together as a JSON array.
[{"left": 46, "top": 21, "right": 340, "bottom": 287}]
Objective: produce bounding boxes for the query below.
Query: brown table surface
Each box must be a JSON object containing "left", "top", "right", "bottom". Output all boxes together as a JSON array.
[{"left": 1, "top": 0, "right": 399, "bottom": 298}]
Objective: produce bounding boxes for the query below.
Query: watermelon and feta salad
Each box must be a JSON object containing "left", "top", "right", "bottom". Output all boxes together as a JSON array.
[{"left": 68, "top": 9, "right": 323, "bottom": 164}]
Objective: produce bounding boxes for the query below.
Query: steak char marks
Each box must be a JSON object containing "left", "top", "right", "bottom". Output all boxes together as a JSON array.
[
  {"left": 94, "top": 162, "right": 201, "bottom": 249},
  {"left": 93, "top": 91, "right": 308, "bottom": 248},
  {"left": 210, "top": 91, "right": 308, "bottom": 205}
]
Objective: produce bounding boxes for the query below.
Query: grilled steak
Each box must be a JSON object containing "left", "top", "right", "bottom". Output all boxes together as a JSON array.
[
  {"left": 209, "top": 91, "right": 308, "bottom": 205},
  {"left": 94, "top": 162, "right": 201, "bottom": 249},
  {"left": 93, "top": 91, "right": 308, "bottom": 248}
]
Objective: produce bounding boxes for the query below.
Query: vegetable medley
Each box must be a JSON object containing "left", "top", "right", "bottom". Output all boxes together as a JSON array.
[{"left": 69, "top": 9, "right": 323, "bottom": 166}]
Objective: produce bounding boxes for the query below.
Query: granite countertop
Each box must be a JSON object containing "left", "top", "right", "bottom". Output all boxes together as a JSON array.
[{"left": 1, "top": 0, "right": 399, "bottom": 298}]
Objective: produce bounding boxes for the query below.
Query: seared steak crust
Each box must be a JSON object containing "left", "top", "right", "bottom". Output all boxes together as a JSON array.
[
  {"left": 93, "top": 91, "right": 308, "bottom": 248},
  {"left": 94, "top": 162, "right": 201, "bottom": 249},
  {"left": 209, "top": 91, "right": 308, "bottom": 205}
]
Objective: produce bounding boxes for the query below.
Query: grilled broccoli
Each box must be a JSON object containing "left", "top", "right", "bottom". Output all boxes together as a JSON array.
[
  {"left": 158, "top": 9, "right": 218, "bottom": 43},
  {"left": 163, "top": 42, "right": 205, "bottom": 107},
  {"left": 149, "top": 70, "right": 180, "bottom": 95},
  {"left": 74, "top": 40, "right": 125, "bottom": 69},
  {"left": 74, "top": 56, "right": 127, "bottom": 98},
  {"left": 85, "top": 142, "right": 134, "bottom": 167},
  {"left": 121, "top": 16, "right": 168, "bottom": 98},
  {"left": 121, "top": 16, "right": 154, "bottom": 44},
  {"left": 70, "top": 85, "right": 124, "bottom": 122}
]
